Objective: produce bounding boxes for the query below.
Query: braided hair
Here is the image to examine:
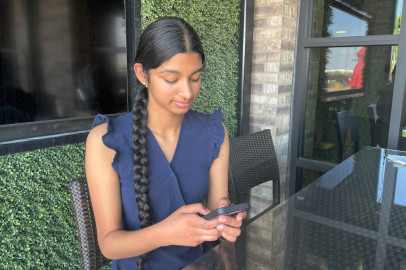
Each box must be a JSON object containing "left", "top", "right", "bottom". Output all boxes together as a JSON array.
[{"left": 132, "top": 17, "right": 205, "bottom": 269}]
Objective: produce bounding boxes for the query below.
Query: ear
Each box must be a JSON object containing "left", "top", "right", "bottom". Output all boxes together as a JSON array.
[{"left": 134, "top": 63, "right": 148, "bottom": 85}]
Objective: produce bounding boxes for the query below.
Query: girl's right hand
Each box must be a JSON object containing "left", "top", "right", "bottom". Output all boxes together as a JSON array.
[{"left": 159, "top": 203, "right": 222, "bottom": 247}]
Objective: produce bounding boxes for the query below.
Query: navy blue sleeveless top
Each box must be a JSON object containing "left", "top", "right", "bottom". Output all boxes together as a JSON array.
[{"left": 92, "top": 109, "right": 225, "bottom": 270}]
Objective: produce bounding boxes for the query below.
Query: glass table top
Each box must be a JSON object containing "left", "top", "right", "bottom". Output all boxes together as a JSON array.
[{"left": 184, "top": 147, "right": 406, "bottom": 270}]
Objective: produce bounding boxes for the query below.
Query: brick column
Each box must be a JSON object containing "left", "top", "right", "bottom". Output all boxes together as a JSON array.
[
  {"left": 250, "top": 0, "right": 298, "bottom": 201},
  {"left": 245, "top": 202, "right": 287, "bottom": 269}
]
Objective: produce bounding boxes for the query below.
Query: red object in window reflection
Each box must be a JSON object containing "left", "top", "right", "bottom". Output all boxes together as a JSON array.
[{"left": 349, "top": 47, "right": 367, "bottom": 89}]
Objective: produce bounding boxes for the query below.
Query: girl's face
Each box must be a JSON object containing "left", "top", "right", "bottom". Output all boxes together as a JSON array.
[{"left": 143, "top": 52, "right": 203, "bottom": 116}]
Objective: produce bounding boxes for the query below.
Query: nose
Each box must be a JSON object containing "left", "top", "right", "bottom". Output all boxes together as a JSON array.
[{"left": 179, "top": 80, "right": 193, "bottom": 100}]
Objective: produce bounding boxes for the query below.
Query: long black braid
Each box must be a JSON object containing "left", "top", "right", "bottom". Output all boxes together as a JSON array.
[
  {"left": 131, "top": 84, "right": 151, "bottom": 270},
  {"left": 131, "top": 17, "right": 205, "bottom": 269}
]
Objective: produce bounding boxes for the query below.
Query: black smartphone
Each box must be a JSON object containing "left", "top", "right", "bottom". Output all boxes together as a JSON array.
[{"left": 200, "top": 203, "right": 250, "bottom": 220}]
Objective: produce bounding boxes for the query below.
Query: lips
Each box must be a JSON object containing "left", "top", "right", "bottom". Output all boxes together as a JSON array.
[{"left": 173, "top": 101, "right": 192, "bottom": 108}]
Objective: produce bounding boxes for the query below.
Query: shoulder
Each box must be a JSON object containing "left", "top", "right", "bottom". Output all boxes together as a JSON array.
[
  {"left": 86, "top": 123, "right": 112, "bottom": 156},
  {"left": 87, "top": 112, "right": 132, "bottom": 153},
  {"left": 110, "top": 112, "right": 133, "bottom": 134},
  {"left": 185, "top": 109, "right": 227, "bottom": 159},
  {"left": 92, "top": 112, "right": 132, "bottom": 136},
  {"left": 87, "top": 123, "right": 107, "bottom": 145},
  {"left": 85, "top": 123, "right": 115, "bottom": 169},
  {"left": 221, "top": 122, "right": 229, "bottom": 139}
]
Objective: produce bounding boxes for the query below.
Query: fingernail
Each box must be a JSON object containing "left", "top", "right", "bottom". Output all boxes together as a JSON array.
[
  {"left": 217, "top": 225, "right": 224, "bottom": 230},
  {"left": 219, "top": 217, "right": 226, "bottom": 223},
  {"left": 220, "top": 204, "right": 227, "bottom": 208}
]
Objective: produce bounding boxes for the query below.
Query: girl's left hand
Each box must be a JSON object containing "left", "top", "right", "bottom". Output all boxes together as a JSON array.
[{"left": 215, "top": 198, "right": 247, "bottom": 242}]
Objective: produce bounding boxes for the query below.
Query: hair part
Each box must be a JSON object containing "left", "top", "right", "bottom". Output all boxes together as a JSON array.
[
  {"left": 131, "top": 17, "right": 205, "bottom": 269},
  {"left": 135, "top": 16, "right": 205, "bottom": 73}
]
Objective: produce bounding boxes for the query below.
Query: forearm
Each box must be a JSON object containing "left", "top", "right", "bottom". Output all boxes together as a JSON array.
[{"left": 99, "top": 222, "right": 168, "bottom": 260}]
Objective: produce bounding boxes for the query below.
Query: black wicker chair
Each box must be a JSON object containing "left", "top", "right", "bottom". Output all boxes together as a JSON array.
[
  {"left": 70, "top": 177, "right": 110, "bottom": 270},
  {"left": 228, "top": 129, "right": 280, "bottom": 207},
  {"left": 228, "top": 129, "right": 280, "bottom": 267}
]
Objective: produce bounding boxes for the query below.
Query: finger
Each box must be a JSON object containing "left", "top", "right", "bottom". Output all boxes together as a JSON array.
[
  {"left": 235, "top": 211, "right": 247, "bottom": 221},
  {"left": 198, "top": 208, "right": 211, "bottom": 216},
  {"left": 200, "top": 234, "right": 221, "bottom": 242},
  {"left": 218, "top": 228, "right": 239, "bottom": 242},
  {"left": 197, "top": 228, "right": 222, "bottom": 241},
  {"left": 197, "top": 215, "right": 222, "bottom": 230},
  {"left": 218, "top": 215, "right": 242, "bottom": 228},
  {"left": 218, "top": 197, "right": 231, "bottom": 208},
  {"left": 180, "top": 203, "right": 209, "bottom": 215},
  {"left": 217, "top": 223, "right": 241, "bottom": 237},
  {"left": 203, "top": 217, "right": 222, "bottom": 228}
]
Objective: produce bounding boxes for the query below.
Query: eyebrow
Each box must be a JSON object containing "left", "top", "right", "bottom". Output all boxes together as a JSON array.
[{"left": 159, "top": 67, "right": 204, "bottom": 75}]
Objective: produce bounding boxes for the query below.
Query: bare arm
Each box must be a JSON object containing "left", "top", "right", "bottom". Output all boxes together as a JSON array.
[
  {"left": 206, "top": 123, "right": 246, "bottom": 242},
  {"left": 206, "top": 122, "right": 230, "bottom": 211},
  {"left": 85, "top": 124, "right": 221, "bottom": 260},
  {"left": 85, "top": 124, "right": 164, "bottom": 259}
]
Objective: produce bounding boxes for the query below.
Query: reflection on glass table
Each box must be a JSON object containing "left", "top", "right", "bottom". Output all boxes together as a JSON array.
[{"left": 184, "top": 147, "right": 406, "bottom": 270}]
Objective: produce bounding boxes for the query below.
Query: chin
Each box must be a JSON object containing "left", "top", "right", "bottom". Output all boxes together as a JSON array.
[{"left": 171, "top": 106, "right": 191, "bottom": 115}]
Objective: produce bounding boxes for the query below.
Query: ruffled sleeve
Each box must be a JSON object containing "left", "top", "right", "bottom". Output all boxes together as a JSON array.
[
  {"left": 208, "top": 109, "right": 225, "bottom": 160},
  {"left": 92, "top": 114, "right": 119, "bottom": 173}
]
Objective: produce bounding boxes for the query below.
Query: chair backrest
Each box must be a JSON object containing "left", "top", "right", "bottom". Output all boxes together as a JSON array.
[
  {"left": 228, "top": 129, "right": 280, "bottom": 206},
  {"left": 336, "top": 110, "right": 360, "bottom": 162},
  {"left": 70, "top": 177, "right": 110, "bottom": 270}
]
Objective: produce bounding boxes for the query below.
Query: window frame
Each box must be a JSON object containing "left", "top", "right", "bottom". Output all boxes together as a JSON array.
[
  {"left": 288, "top": 0, "right": 406, "bottom": 195},
  {"left": 0, "top": 0, "right": 141, "bottom": 155},
  {"left": 236, "top": 0, "right": 255, "bottom": 136}
]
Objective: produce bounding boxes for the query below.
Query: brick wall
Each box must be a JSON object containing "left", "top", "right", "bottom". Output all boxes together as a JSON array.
[
  {"left": 245, "top": 201, "right": 287, "bottom": 269},
  {"left": 250, "top": 0, "right": 299, "bottom": 201}
]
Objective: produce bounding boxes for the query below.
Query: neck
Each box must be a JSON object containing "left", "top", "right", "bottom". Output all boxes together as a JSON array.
[{"left": 147, "top": 108, "right": 185, "bottom": 135}]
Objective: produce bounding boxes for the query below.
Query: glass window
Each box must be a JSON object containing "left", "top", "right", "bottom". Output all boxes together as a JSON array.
[
  {"left": 0, "top": 0, "right": 127, "bottom": 125},
  {"left": 310, "top": 0, "right": 403, "bottom": 37},
  {"left": 297, "top": 168, "right": 325, "bottom": 191},
  {"left": 303, "top": 45, "right": 398, "bottom": 163}
]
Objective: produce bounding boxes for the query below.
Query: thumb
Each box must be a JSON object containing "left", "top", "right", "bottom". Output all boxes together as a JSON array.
[
  {"left": 218, "top": 197, "right": 231, "bottom": 208},
  {"left": 179, "top": 203, "right": 210, "bottom": 215}
]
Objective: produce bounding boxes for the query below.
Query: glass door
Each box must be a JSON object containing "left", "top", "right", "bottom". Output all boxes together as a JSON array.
[{"left": 289, "top": 0, "right": 406, "bottom": 194}]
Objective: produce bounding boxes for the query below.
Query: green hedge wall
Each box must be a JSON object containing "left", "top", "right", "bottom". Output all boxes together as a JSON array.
[
  {"left": 0, "top": 143, "right": 86, "bottom": 269},
  {"left": 141, "top": 0, "right": 240, "bottom": 136},
  {"left": 0, "top": 1, "right": 240, "bottom": 269}
]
